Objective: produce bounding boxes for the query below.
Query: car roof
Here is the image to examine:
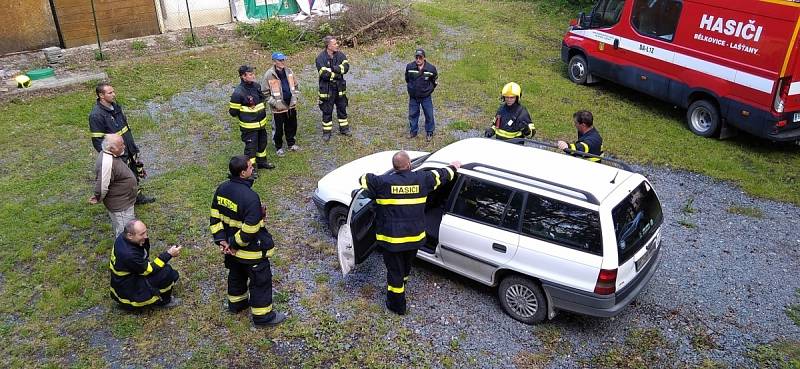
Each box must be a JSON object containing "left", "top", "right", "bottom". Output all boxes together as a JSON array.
[{"left": 426, "top": 138, "right": 636, "bottom": 203}]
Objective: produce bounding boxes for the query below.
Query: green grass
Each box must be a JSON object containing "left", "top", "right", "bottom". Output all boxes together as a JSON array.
[
  {"left": 0, "top": 0, "right": 798, "bottom": 367},
  {"left": 587, "top": 328, "right": 674, "bottom": 368},
  {"left": 747, "top": 341, "right": 800, "bottom": 369},
  {"left": 726, "top": 205, "right": 765, "bottom": 218}
]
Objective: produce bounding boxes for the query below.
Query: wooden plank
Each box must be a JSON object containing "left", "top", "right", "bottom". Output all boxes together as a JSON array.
[{"left": 58, "top": 5, "right": 155, "bottom": 25}]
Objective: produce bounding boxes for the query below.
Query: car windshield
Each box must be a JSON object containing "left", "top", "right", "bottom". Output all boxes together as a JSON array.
[{"left": 612, "top": 181, "right": 663, "bottom": 264}]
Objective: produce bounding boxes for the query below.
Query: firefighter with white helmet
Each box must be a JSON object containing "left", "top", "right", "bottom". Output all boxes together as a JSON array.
[{"left": 484, "top": 82, "right": 536, "bottom": 140}]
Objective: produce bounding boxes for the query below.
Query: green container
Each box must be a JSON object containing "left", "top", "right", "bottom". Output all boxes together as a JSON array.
[
  {"left": 245, "top": 0, "right": 299, "bottom": 18},
  {"left": 27, "top": 67, "right": 55, "bottom": 80}
]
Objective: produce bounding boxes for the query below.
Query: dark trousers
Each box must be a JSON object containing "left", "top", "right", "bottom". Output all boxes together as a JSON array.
[
  {"left": 383, "top": 249, "right": 418, "bottom": 314},
  {"left": 408, "top": 95, "right": 435, "bottom": 135},
  {"left": 113, "top": 265, "right": 179, "bottom": 310},
  {"left": 225, "top": 257, "right": 275, "bottom": 324},
  {"left": 241, "top": 129, "right": 269, "bottom": 164},
  {"left": 273, "top": 109, "right": 297, "bottom": 149},
  {"left": 319, "top": 90, "right": 349, "bottom": 133}
]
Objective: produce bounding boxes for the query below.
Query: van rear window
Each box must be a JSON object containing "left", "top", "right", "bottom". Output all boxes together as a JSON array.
[{"left": 613, "top": 181, "right": 663, "bottom": 264}]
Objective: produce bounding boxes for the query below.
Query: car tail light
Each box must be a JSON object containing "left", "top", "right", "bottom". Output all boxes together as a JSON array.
[
  {"left": 776, "top": 120, "right": 788, "bottom": 128},
  {"left": 594, "top": 268, "right": 617, "bottom": 295},
  {"left": 774, "top": 77, "right": 791, "bottom": 113}
]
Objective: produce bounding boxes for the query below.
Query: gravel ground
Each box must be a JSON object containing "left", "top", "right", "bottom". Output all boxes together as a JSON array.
[
  {"left": 304, "top": 156, "right": 800, "bottom": 368},
  {"left": 279, "top": 43, "right": 800, "bottom": 368}
]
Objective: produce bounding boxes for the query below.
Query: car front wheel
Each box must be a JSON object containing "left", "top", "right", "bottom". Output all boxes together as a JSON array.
[
  {"left": 327, "top": 205, "right": 348, "bottom": 237},
  {"left": 498, "top": 275, "right": 548, "bottom": 324}
]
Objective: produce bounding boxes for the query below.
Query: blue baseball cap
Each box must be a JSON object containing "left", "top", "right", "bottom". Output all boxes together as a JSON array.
[{"left": 271, "top": 52, "right": 286, "bottom": 61}]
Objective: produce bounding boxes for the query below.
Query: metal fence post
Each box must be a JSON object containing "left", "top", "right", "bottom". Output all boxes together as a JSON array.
[
  {"left": 90, "top": 0, "right": 103, "bottom": 59},
  {"left": 185, "top": 0, "right": 196, "bottom": 46}
]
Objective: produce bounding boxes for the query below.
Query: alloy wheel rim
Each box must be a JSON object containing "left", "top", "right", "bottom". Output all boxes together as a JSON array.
[{"left": 505, "top": 284, "right": 538, "bottom": 318}]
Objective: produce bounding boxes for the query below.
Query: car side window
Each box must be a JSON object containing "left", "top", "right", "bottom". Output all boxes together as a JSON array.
[
  {"left": 589, "top": 0, "right": 625, "bottom": 29},
  {"left": 500, "top": 192, "right": 524, "bottom": 231},
  {"left": 521, "top": 193, "right": 603, "bottom": 255},
  {"left": 451, "top": 177, "right": 513, "bottom": 227},
  {"left": 631, "top": 0, "right": 682, "bottom": 41}
]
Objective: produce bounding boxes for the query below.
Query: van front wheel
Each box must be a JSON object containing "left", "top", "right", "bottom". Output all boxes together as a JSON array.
[
  {"left": 568, "top": 54, "right": 589, "bottom": 85},
  {"left": 687, "top": 100, "right": 720, "bottom": 138},
  {"left": 498, "top": 276, "right": 547, "bottom": 324}
]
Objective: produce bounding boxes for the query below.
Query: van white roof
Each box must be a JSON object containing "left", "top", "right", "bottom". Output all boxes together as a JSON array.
[{"left": 427, "top": 138, "right": 636, "bottom": 203}]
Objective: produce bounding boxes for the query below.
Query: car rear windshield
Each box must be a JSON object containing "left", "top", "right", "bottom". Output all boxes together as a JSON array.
[{"left": 612, "top": 181, "right": 663, "bottom": 264}]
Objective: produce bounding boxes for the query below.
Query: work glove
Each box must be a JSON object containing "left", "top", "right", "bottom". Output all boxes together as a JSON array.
[{"left": 484, "top": 127, "right": 495, "bottom": 138}]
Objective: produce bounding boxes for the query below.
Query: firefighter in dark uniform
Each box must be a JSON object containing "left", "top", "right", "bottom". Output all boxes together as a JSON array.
[
  {"left": 484, "top": 82, "right": 536, "bottom": 140},
  {"left": 359, "top": 151, "right": 461, "bottom": 315},
  {"left": 316, "top": 36, "right": 351, "bottom": 142},
  {"left": 109, "top": 219, "right": 181, "bottom": 309},
  {"left": 89, "top": 82, "right": 155, "bottom": 204},
  {"left": 209, "top": 155, "right": 286, "bottom": 326},
  {"left": 229, "top": 65, "right": 275, "bottom": 177},
  {"left": 557, "top": 110, "right": 604, "bottom": 162}
]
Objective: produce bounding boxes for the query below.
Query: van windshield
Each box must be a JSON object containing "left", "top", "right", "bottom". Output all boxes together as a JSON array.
[{"left": 612, "top": 181, "right": 663, "bottom": 264}]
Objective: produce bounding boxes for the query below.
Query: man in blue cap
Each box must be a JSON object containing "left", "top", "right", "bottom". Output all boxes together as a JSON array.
[{"left": 262, "top": 52, "right": 300, "bottom": 157}]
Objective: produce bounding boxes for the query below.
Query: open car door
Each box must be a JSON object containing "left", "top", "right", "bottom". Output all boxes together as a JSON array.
[{"left": 337, "top": 189, "right": 378, "bottom": 276}]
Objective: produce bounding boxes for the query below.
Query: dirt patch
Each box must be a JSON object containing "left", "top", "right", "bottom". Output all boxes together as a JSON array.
[{"left": 144, "top": 81, "right": 232, "bottom": 119}]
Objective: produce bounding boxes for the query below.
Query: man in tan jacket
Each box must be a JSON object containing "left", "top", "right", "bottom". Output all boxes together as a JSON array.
[
  {"left": 89, "top": 134, "right": 138, "bottom": 237},
  {"left": 263, "top": 52, "right": 300, "bottom": 157}
]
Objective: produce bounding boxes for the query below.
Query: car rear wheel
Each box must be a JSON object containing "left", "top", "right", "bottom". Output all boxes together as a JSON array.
[
  {"left": 568, "top": 54, "right": 589, "bottom": 85},
  {"left": 687, "top": 100, "right": 720, "bottom": 138},
  {"left": 498, "top": 275, "right": 547, "bottom": 324},
  {"left": 327, "top": 205, "right": 348, "bottom": 237}
]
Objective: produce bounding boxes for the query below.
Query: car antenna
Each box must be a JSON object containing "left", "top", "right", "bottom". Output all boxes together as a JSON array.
[{"left": 610, "top": 170, "right": 619, "bottom": 184}]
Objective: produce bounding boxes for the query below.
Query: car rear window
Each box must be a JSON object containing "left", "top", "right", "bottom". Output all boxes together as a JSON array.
[{"left": 613, "top": 181, "right": 663, "bottom": 264}]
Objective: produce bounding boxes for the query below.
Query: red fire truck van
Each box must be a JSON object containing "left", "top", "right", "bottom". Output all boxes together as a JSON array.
[{"left": 562, "top": 0, "right": 800, "bottom": 142}]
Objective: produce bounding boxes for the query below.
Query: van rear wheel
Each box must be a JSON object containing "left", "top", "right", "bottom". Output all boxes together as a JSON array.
[
  {"left": 687, "top": 100, "right": 720, "bottom": 138},
  {"left": 568, "top": 54, "right": 589, "bottom": 85},
  {"left": 498, "top": 276, "right": 547, "bottom": 324}
]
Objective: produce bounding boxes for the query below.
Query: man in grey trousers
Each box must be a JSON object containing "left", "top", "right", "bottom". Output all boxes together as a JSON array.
[{"left": 89, "top": 134, "right": 138, "bottom": 237}]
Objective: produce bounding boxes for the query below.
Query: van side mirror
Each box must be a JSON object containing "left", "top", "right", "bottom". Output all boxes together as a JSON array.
[{"left": 578, "top": 12, "right": 586, "bottom": 28}]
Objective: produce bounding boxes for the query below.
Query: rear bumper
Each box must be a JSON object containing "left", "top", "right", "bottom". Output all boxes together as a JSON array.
[{"left": 542, "top": 245, "right": 662, "bottom": 317}]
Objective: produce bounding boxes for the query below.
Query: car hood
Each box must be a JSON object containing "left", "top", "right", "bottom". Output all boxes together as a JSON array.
[{"left": 316, "top": 150, "right": 429, "bottom": 205}]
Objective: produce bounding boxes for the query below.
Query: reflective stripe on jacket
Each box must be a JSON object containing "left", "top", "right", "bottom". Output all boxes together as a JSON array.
[
  {"left": 210, "top": 176, "right": 275, "bottom": 263},
  {"left": 491, "top": 102, "right": 535, "bottom": 140},
  {"left": 316, "top": 50, "right": 349, "bottom": 99},
  {"left": 567, "top": 127, "right": 604, "bottom": 162},
  {"left": 360, "top": 165, "right": 457, "bottom": 252},
  {"left": 229, "top": 81, "right": 268, "bottom": 131},
  {"left": 109, "top": 235, "right": 173, "bottom": 307}
]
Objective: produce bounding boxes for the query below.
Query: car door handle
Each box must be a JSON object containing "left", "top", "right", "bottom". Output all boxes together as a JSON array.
[
  {"left": 613, "top": 38, "right": 620, "bottom": 49},
  {"left": 492, "top": 243, "right": 507, "bottom": 253}
]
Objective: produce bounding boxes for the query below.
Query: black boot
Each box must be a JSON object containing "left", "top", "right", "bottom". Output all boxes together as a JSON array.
[{"left": 135, "top": 193, "right": 156, "bottom": 205}]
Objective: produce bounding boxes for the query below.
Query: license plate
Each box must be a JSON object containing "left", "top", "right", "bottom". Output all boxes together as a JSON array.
[
  {"left": 793, "top": 112, "right": 800, "bottom": 123},
  {"left": 635, "top": 246, "right": 654, "bottom": 272}
]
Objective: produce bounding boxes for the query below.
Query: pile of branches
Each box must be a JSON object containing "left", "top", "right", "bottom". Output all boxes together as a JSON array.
[{"left": 331, "top": 0, "right": 411, "bottom": 46}]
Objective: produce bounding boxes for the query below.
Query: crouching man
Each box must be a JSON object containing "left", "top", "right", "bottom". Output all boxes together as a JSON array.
[{"left": 109, "top": 219, "right": 182, "bottom": 309}]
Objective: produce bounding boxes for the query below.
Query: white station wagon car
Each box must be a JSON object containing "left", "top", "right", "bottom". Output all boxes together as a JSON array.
[{"left": 313, "top": 138, "right": 664, "bottom": 324}]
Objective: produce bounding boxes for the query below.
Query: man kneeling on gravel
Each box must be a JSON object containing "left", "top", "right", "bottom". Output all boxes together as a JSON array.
[{"left": 109, "top": 219, "right": 181, "bottom": 310}]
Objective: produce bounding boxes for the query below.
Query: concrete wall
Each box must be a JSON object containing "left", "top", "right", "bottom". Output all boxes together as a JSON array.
[
  {"left": 0, "top": 0, "right": 61, "bottom": 54},
  {"left": 52, "top": 0, "right": 160, "bottom": 48}
]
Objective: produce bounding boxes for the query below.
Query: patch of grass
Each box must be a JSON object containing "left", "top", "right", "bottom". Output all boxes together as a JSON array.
[
  {"left": 236, "top": 19, "right": 318, "bottom": 54},
  {"left": 131, "top": 40, "right": 147, "bottom": 51},
  {"left": 727, "top": 205, "right": 764, "bottom": 219},
  {"left": 588, "top": 328, "right": 674, "bottom": 368},
  {"left": 691, "top": 326, "right": 717, "bottom": 351},
  {"left": 184, "top": 33, "right": 199, "bottom": 47},
  {"left": 94, "top": 49, "right": 106, "bottom": 61},
  {"left": 787, "top": 289, "right": 800, "bottom": 327},
  {"left": 682, "top": 197, "right": 696, "bottom": 215},
  {"left": 449, "top": 120, "right": 471, "bottom": 131},
  {"left": 746, "top": 340, "right": 800, "bottom": 369},
  {"left": 313, "top": 272, "right": 331, "bottom": 284},
  {"left": 111, "top": 315, "right": 141, "bottom": 338},
  {"left": 678, "top": 219, "right": 697, "bottom": 229}
]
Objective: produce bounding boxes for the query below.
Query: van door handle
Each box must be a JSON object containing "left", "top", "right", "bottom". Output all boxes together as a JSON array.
[
  {"left": 613, "top": 39, "right": 620, "bottom": 49},
  {"left": 492, "top": 243, "right": 507, "bottom": 253}
]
